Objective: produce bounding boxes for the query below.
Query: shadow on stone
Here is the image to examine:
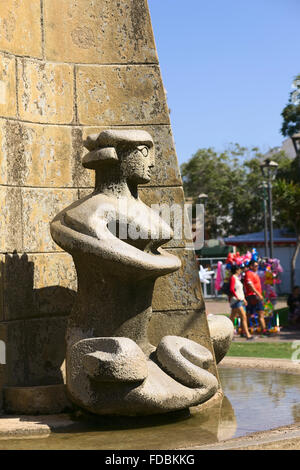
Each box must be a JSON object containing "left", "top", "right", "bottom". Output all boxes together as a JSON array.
[{"left": 0, "top": 252, "right": 76, "bottom": 408}]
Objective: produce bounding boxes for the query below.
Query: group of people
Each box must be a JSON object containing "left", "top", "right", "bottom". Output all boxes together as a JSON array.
[{"left": 228, "top": 259, "right": 270, "bottom": 340}]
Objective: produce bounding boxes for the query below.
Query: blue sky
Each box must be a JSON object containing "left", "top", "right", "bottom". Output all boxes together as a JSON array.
[{"left": 148, "top": 0, "right": 300, "bottom": 165}]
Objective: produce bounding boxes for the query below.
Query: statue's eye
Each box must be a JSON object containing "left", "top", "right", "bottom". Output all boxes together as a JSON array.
[{"left": 137, "top": 146, "right": 149, "bottom": 157}]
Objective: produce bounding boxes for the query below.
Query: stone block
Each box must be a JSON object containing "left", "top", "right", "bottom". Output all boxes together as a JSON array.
[
  {"left": 139, "top": 186, "right": 192, "bottom": 248},
  {"left": 29, "top": 252, "right": 76, "bottom": 316},
  {"left": 70, "top": 127, "right": 95, "bottom": 188},
  {"left": 4, "top": 384, "right": 72, "bottom": 415},
  {"left": 0, "top": 0, "right": 42, "bottom": 58},
  {"left": 0, "top": 316, "right": 67, "bottom": 393},
  {"left": 141, "top": 125, "right": 182, "bottom": 187},
  {"left": 0, "top": 186, "right": 22, "bottom": 253},
  {"left": 1, "top": 253, "right": 34, "bottom": 321},
  {"left": 0, "top": 254, "right": 4, "bottom": 322},
  {"left": 0, "top": 121, "right": 5, "bottom": 184},
  {"left": 23, "top": 316, "right": 67, "bottom": 386},
  {"left": 22, "top": 188, "right": 78, "bottom": 252},
  {"left": 76, "top": 65, "right": 169, "bottom": 126},
  {"left": 80, "top": 124, "right": 181, "bottom": 188},
  {"left": 152, "top": 248, "right": 204, "bottom": 311},
  {"left": 148, "top": 309, "right": 208, "bottom": 347},
  {"left": 0, "top": 120, "right": 75, "bottom": 187},
  {"left": 0, "top": 321, "right": 26, "bottom": 388},
  {"left": 0, "top": 252, "right": 76, "bottom": 321},
  {"left": 0, "top": 53, "right": 16, "bottom": 119},
  {"left": 78, "top": 188, "right": 93, "bottom": 200},
  {"left": 44, "top": 0, "right": 157, "bottom": 64},
  {"left": 17, "top": 59, "right": 74, "bottom": 124}
]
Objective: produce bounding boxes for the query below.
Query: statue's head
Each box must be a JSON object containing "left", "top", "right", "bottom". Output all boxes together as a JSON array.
[{"left": 82, "top": 129, "right": 155, "bottom": 184}]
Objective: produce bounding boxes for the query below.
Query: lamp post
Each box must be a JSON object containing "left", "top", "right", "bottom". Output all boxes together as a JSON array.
[
  {"left": 258, "top": 182, "right": 269, "bottom": 259},
  {"left": 291, "top": 132, "right": 300, "bottom": 156},
  {"left": 198, "top": 193, "right": 208, "bottom": 243},
  {"left": 291, "top": 132, "right": 300, "bottom": 171},
  {"left": 260, "top": 159, "right": 278, "bottom": 259}
]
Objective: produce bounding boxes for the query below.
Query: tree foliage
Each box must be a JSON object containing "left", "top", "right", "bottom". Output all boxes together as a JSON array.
[
  {"left": 180, "top": 144, "right": 291, "bottom": 238},
  {"left": 280, "top": 74, "right": 300, "bottom": 137}
]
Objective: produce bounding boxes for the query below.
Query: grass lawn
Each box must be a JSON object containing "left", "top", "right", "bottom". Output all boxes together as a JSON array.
[{"left": 228, "top": 341, "right": 294, "bottom": 359}]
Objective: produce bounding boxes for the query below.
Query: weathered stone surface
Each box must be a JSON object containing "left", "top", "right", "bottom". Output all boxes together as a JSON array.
[
  {"left": 76, "top": 65, "right": 169, "bottom": 126},
  {"left": 0, "top": 0, "right": 224, "bottom": 411},
  {"left": 139, "top": 186, "right": 192, "bottom": 248},
  {"left": 81, "top": 337, "right": 148, "bottom": 382},
  {"left": 152, "top": 248, "right": 203, "bottom": 311},
  {"left": 0, "top": 0, "right": 42, "bottom": 58},
  {"left": 29, "top": 253, "right": 76, "bottom": 312},
  {"left": 50, "top": 129, "right": 218, "bottom": 415},
  {"left": 0, "top": 414, "right": 77, "bottom": 438},
  {"left": 0, "top": 321, "right": 26, "bottom": 388},
  {"left": 17, "top": 59, "right": 74, "bottom": 124},
  {"left": 33, "top": 248, "right": 71, "bottom": 290},
  {"left": 0, "top": 252, "right": 76, "bottom": 321},
  {"left": 23, "top": 316, "right": 67, "bottom": 386},
  {"left": 207, "top": 314, "right": 234, "bottom": 364},
  {"left": 22, "top": 188, "right": 78, "bottom": 252},
  {"left": 0, "top": 122, "right": 5, "bottom": 184},
  {"left": 0, "top": 255, "right": 4, "bottom": 322},
  {"left": 44, "top": 0, "right": 157, "bottom": 64},
  {"left": 0, "top": 53, "right": 16, "bottom": 119},
  {"left": 156, "top": 336, "right": 218, "bottom": 389},
  {"left": 4, "top": 384, "right": 72, "bottom": 415},
  {"left": 70, "top": 127, "right": 95, "bottom": 188},
  {"left": 148, "top": 309, "right": 207, "bottom": 346},
  {"left": 1, "top": 253, "right": 34, "bottom": 321},
  {"left": 140, "top": 125, "right": 182, "bottom": 187},
  {"left": 0, "top": 186, "right": 22, "bottom": 253},
  {"left": 147, "top": 308, "right": 219, "bottom": 379},
  {"left": 0, "top": 120, "right": 75, "bottom": 187},
  {"left": 0, "top": 316, "right": 67, "bottom": 398}
]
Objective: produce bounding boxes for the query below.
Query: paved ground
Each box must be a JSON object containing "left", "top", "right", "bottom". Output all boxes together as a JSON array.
[
  {"left": 205, "top": 297, "right": 287, "bottom": 315},
  {"left": 206, "top": 297, "right": 300, "bottom": 342}
]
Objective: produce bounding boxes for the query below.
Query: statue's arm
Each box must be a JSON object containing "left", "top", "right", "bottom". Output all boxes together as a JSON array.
[{"left": 50, "top": 212, "right": 181, "bottom": 277}]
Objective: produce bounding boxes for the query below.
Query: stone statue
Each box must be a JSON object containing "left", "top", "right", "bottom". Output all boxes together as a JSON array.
[{"left": 50, "top": 129, "right": 219, "bottom": 416}]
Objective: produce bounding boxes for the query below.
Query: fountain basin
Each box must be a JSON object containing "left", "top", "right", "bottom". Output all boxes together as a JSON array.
[{"left": 0, "top": 358, "right": 299, "bottom": 449}]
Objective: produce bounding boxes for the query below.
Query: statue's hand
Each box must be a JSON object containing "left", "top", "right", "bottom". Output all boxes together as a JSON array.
[
  {"left": 156, "top": 336, "right": 218, "bottom": 390},
  {"left": 71, "top": 337, "right": 148, "bottom": 383}
]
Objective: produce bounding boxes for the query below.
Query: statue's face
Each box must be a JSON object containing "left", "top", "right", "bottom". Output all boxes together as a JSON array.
[{"left": 120, "top": 145, "right": 155, "bottom": 184}]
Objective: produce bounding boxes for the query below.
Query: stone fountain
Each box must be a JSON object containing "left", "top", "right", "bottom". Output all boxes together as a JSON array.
[{"left": 50, "top": 129, "right": 231, "bottom": 416}]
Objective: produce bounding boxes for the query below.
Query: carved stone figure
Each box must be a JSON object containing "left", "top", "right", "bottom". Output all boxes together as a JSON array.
[{"left": 50, "top": 129, "right": 219, "bottom": 415}]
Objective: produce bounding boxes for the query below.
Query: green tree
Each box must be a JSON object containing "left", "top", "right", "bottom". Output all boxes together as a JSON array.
[
  {"left": 181, "top": 144, "right": 245, "bottom": 237},
  {"left": 273, "top": 75, "right": 300, "bottom": 287},
  {"left": 273, "top": 180, "right": 300, "bottom": 288},
  {"left": 181, "top": 144, "right": 290, "bottom": 238},
  {"left": 280, "top": 74, "right": 300, "bottom": 138}
]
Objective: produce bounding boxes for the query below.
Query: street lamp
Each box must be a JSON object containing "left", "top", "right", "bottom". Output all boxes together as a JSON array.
[
  {"left": 258, "top": 182, "right": 269, "bottom": 259},
  {"left": 291, "top": 132, "right": 300, "bottom": 173},
  {"left": 291, "top": 132, "right": 300, "bottom": 157},
  {"left": 260, "top": 159, "right": 278, "bottom": 259},
  {"left": 198, "top": 193, "right": 208, "bottom": 203},
  {"left": 198, "top": 193, "right": 208, "bottom": 245}
]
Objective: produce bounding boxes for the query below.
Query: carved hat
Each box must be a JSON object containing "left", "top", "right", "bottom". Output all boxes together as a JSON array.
[{"left": 82, "top": 129, "right": 154, "bottom": 169}]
